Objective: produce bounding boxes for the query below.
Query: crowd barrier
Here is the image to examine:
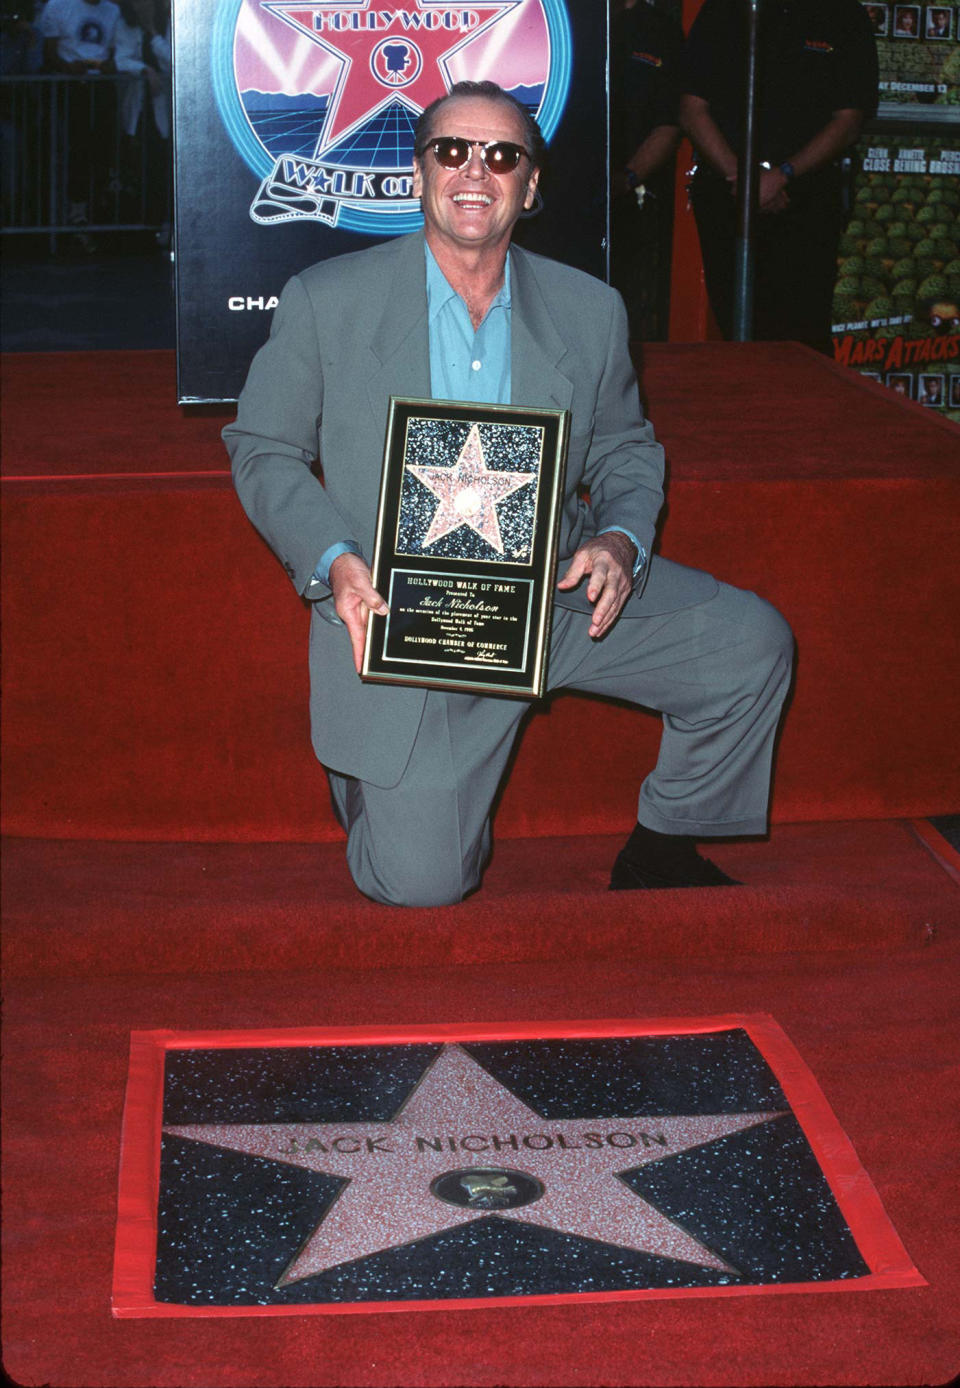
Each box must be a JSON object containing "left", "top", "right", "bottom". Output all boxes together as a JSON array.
[{"left": 0, "top": 72, "right": 168, "bottom": 246}]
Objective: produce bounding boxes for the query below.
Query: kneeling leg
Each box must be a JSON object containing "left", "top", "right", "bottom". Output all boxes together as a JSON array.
[{"left": 328, "top": 691, "right": 525, "bottom": 907}]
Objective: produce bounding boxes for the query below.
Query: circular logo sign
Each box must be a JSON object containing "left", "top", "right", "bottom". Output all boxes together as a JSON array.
[
  {"left": 212, "top": 0, "right": 572, "bottom": 235},
  {"left": 370, "top": 36, "right": 423, "bottom": 87}
]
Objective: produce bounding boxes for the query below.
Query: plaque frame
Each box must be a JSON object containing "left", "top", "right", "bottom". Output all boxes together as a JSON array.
[{"left": 362, "top": 397, "right": 570, "bottom": 699}]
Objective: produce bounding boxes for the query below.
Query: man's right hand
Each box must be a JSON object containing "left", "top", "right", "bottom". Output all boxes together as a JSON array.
[
  {"left": 329, "top": 551, "right": 389, "bottom": 674},
  {"left": 758, "top": 166, "right": 790, "bottom": 214}
]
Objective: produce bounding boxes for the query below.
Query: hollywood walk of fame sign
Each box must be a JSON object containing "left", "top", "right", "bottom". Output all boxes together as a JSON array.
[
  {"left": 112, "top": 1018, "right": 925, "bottom": 1317},
  {"left": 173, "top": 0, "right": 606, "bottom": 402},
  {"left": 362, "top": 397, "right": 569, "bottom": 697}
]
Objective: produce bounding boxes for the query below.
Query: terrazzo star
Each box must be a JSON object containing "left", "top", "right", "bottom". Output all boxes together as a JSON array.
[{"left": 166, "top": 1045, "right": 781, "bottom": 1284}]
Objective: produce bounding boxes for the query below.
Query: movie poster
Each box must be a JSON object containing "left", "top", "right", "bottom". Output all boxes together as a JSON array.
[
  {"left": 173, "top": 0, "right": 607, "bottom": 403},
  {"left": 832, "top": 132, "right": 960, "bottom": 423},
  {"left": 861, "top": 0, "right": 960, "bottom": 107}
]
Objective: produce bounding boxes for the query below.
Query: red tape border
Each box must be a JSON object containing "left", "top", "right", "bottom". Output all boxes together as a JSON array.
[{"left": 112, "top": 1014, "right": 925, "bottom": 1318}]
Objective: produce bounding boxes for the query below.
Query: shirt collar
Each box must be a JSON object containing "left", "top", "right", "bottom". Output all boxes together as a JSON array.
[{"left": 424, "top": 241, "right": 512, "bottom": 324}]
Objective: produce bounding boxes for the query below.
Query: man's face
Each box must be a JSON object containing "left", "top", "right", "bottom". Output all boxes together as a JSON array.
[{"left": 412, "top": 95, "right": 540, "bottom": 257}]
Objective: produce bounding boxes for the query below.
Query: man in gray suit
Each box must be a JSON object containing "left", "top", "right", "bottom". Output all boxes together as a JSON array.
[{"left": 225, "top": 81, "right": 793, "bottom": 908}]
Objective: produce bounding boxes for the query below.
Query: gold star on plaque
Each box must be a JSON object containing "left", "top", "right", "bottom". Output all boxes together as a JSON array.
[
  {"left": 407, "top": 423, "right": 534, "bottom": 554},
  {"left": 165, "top": 1045, "right": 785, "bottom": 1286}
]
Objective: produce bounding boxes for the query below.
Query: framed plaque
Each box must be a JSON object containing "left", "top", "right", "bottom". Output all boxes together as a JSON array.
[{"left": 362, "top": 398, "right": 570, "bottom": 699}]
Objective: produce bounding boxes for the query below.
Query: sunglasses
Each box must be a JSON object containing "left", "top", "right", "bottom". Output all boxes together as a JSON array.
[{"left": 420, "top": 136, "right": 530, "bottom": 175}]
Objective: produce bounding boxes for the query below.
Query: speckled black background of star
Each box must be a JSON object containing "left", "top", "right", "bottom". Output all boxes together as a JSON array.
[
  {"left": 153, "top": 1031, "right": 870, "bottom": 1306},
  {"left": 396, "top": 418, "right": 542, "bottom": 562}
]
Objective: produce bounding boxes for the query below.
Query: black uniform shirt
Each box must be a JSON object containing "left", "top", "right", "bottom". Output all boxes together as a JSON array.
[
  {"left": 680, "top": 0, "right": 878, "bottom": 166},
  {"left": 610, "top": 1, "right": 684, "bottom": 170}
]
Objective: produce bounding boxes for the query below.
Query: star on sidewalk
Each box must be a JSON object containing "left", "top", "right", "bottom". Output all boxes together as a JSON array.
[
  {"left": 407, "top": 422, "right": 535, "bottom": 553},
  {"left": 165, "top": 1044, "right": 784, "bottom": 1287}
]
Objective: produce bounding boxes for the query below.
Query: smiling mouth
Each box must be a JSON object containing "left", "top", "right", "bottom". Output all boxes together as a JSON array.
[{"left": 452, "top": 193, "right": 493, "bottom": 208}]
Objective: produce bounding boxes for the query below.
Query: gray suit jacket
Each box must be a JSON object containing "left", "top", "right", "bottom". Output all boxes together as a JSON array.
[{"left": 225, "top": 231, "right": 714, "bottom": 785}]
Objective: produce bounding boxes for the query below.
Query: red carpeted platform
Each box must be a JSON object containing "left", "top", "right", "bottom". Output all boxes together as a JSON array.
[
  {"left": 2, "top": 344, "right": 959, "bottom": 1386},
  {"left": 2, "top": 344, "right": 959, "bottom": 842}
]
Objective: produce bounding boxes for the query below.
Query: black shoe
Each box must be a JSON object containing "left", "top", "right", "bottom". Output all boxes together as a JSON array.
[{"left": 609, "top": 824, "right": 741, "bottom": 891}]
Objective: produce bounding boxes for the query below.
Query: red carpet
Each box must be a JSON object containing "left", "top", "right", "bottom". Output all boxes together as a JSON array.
[
  {"left": 3, "top": 342, "right": 956, "bottom": 481},
  {"left": 3, "top": 344, "right": 959, "bottom": 1385},
  {"left": 2, "top": 825, "right": 958, "bottom": 1386},
  {"left": 3, "top": 822, "right": 956, "bottom": 979}
]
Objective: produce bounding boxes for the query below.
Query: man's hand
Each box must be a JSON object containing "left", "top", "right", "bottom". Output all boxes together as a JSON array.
[
  {"left": 726, "top": 167, "right": 789, "bottom": 214},
  {"left": 758, "top": 166, "right": 790, "bottom": 214},
  {"left": 329, "top": 551, "right": 388, "bottom": 674},
  {"left": 556, "top": 533, "right": 637, "bottom": 639}
]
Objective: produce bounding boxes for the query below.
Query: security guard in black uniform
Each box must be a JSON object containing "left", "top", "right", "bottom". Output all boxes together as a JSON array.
[
  {"left": 610, "top": 0, "right": 684, "bottom": 340},
  {"left": 679, "top": 0, "right": 878, "bottom": 354}
]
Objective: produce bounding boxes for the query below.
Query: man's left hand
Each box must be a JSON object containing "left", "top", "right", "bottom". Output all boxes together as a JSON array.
[{"left": 557, "top": 533, "right": 637, "bottom": 639}]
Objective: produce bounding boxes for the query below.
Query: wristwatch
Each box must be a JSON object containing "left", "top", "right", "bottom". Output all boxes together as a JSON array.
[{"left": 778, "top": 161, "right": 795, "bottom": 181}]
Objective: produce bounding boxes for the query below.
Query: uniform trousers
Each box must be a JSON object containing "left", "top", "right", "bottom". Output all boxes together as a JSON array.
[
  {"left": 328, "top": 576, "right": 793, "bottom": 907},
  {"left": 691, "top": 170, "right": 846, "bottom": 356}
]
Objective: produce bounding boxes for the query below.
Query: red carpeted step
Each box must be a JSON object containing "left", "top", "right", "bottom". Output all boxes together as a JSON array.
[{"left": 4, "top": 822, "right": 957, "bottom": 981}]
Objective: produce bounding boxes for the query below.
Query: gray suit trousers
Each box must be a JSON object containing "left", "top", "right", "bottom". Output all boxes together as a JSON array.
[{"left": 328, "top": 574, "right": 793, "bottom": 906}]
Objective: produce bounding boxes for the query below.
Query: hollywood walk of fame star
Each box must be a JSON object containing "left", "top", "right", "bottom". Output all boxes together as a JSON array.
[
  {"left": 407, "top": 423, "right": 535, "bottom": 553},
  {"left": 263, "top": 0, "right": 518, "bottom": 153},
  {"left": 165, "top": 1044, "right": 785, "bottom": 1287}
]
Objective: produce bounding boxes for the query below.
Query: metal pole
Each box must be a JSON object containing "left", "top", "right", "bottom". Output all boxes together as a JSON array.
[
  {"left": 732, "top": 0, "right": 761, "bottom": 340},
  {"left": 49, "top": 78, "right": 60, "bottom": 255}
]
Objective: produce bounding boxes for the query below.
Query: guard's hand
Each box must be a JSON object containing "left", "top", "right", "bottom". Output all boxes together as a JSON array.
[
  {"left": 557, "top": 533, "right": 636, "bottom": 639},
  {"left": 727, "top": 168, "right": 789, "bottom": 214},
  {"left": 758, "top": 167, "right": 790, "bottom": 214},
  {"left": 329, "top": 552, "right": 389, "bottom": 674}
]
